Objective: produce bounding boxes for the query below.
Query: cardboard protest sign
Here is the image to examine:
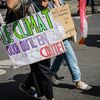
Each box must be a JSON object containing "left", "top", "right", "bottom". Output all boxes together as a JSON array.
[
  {"left": 51, "top": 4, "right": 77, "bottom": 39},
  {"left": 0, "top": 9, "right": 65, "bottom": 68}
]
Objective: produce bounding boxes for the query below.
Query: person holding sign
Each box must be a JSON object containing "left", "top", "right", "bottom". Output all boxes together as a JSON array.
[
  {"left": 6, "top": 0, "right": 54, "bottom": 100},
  {"left": 49, "top": 0, "right": 92, "bottom": 91}
]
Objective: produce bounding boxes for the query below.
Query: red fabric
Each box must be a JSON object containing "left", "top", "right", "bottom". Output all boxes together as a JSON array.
[{"left": 79, "top": 0, "right": 88, "bottom": 38}]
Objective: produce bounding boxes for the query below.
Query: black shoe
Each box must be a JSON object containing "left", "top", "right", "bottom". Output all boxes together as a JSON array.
[
  {"left": 51, "top": 76, "right": 60, "bottom": 85},
  {"left": 19, "top": 83, "right": 38, "bottom": 98},
  {"left": 54, "top": 74, "right": 64, "bottom": 80}
]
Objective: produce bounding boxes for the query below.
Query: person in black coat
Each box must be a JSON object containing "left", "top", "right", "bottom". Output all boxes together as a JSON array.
[{"left": 6, "top": 0, "right": 54, "bottom": 100}]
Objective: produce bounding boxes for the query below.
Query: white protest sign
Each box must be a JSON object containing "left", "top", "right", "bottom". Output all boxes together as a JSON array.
[{"left": 0, "top": 9, "right": 65, "bottom": 68}]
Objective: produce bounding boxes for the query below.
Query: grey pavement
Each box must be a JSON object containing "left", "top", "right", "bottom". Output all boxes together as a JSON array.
[{"left": 0, "top": 1, "right": 100, "bottom": 100}]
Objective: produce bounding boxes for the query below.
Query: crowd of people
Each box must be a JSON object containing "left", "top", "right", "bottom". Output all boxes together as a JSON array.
[{"left": 0, "top": 0, "right": 92, "bottom": 100}]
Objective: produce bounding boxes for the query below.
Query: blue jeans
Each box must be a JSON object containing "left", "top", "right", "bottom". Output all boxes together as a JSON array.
[{"left": 51, "top": 39, "right": 81, "bottom": 81}]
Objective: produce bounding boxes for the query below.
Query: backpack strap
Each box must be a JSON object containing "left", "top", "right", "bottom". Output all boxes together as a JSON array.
[
  {"left": 25, "top": 0, "right": 36, "bottom": 15},
  {"left": 30, "top": 0, "right": 41, "bottom": 12}
]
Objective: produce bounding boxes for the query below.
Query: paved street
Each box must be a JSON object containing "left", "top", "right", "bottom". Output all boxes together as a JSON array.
[{"left": 0, "top": 1, "right": 100, "bottom": 100}]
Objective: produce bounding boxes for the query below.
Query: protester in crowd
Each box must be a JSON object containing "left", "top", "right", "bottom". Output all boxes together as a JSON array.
[
  {"left": 6, "top": 0, "right": 54, "bottom": 100},
  {"left": 49, "top": 0, "right": 92, "bottom": 91}
]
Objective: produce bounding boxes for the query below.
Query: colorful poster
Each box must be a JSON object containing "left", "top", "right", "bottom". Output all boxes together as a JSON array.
[{"left": 0, "top": 9, "right": 65, "bottom": 68}]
